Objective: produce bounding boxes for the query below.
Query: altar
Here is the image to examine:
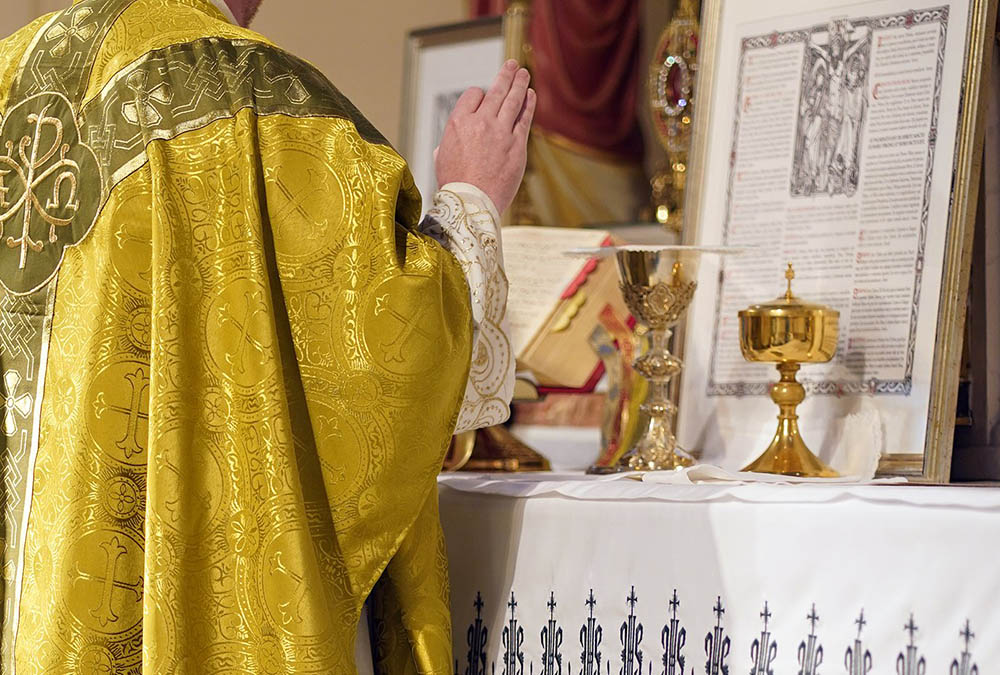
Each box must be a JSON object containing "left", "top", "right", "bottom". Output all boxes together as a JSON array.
[
  {"left": 439, "top": 473, "right": 996, "bottom": 673},
  {"left": 428, "top": 0, "right": 1000, "bottom": 672}
]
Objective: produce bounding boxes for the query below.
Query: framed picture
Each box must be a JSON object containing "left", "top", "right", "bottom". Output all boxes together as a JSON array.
[
  {"left": 401, "top": 17, "right": 505, "bottom": 207},
  {"left": 677, "top": 0, "right": 997, "bottom": 481}
]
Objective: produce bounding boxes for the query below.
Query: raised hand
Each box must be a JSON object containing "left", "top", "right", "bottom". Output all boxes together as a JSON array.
[{"left": 434, "top": 59, "right": 537, "bottom": 215}]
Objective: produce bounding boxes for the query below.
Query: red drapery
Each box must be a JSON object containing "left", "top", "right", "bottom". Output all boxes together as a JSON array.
[
  {"left": 474, "top": 0, "right": 644, "bottom": 161},
  {"left": 472, "top": 0, "right": 507, "bottom": 14}
]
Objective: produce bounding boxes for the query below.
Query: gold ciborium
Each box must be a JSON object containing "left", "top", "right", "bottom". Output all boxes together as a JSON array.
[
  {"left": 739, "top": 264, "right": 840, "bottom": 477},
  {"left": 609, "top": 247, "right": 699, "bottom": 471}
]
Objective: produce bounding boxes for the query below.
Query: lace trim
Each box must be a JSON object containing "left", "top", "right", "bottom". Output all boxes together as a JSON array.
[{"left": 424, "top": 184, "right": 514, "bottom": 433}]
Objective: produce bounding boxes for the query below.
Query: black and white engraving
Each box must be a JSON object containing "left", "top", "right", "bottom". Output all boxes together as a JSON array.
[
  {"left": 465, "top": 592, "right": 490, "bottom": 675},
  {"left": 458, "top": 592, "right": 989, "bottom": 673},
  {"left": 896, "top": 614, "right": 926, "bottom": 675},
  {"left": 749, "top": 602, "right": 777, "bottom": 675},
  {"left": 661, "top": 590, "right": 686, "bottom": 675},
  {"left": 704, "top": 597, "right": 730, "bottom": 675},
  {"left": 790, "top": 20, "right": 871, "bottom": 198},
  {"left": 796, "top": 604, "right": 823, "bottom": 675},
  {"left": 707, "top": 8, "right": 949, "bottom": 397},
  {"left": 619, "top": 587, "right": 644, "bottom": 675},
  {"left": 951, "top": 620, "right": 979, "bottom": 675}
]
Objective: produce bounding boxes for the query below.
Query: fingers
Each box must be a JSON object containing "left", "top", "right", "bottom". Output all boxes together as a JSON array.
[
  {"left": 480, "top": 59, "right": 519, "bottom": 116},
  {"left": 499, "top": 68, "right": 531, "bottom": 129},
  {"left": 453, "top": 86, "right": 486, "bottom": 116},
  {"left": 514, "top": 89, "right": 537, "bottom": 141}
]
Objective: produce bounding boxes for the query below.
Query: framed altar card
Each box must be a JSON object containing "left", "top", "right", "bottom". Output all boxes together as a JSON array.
[
  {"left": 401, "top": 17, "right": 505, "bottom": 208},
  {"left": 677, "top": 0, "right": 997, "bottom": 482}
]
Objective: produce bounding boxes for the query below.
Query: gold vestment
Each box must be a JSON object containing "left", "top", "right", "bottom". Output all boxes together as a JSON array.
[{"left": 0, "top": 0, "right": 472, "bottom": 672}]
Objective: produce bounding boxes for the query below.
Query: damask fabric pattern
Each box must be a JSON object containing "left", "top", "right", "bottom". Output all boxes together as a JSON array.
[{"left": 0, "top": 0, "right": 485, "bottom": 672}]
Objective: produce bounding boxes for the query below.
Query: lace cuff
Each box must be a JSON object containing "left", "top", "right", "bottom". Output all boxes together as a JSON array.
[{"left": 422, "top": 183, "right": 514, "bottom": 433}]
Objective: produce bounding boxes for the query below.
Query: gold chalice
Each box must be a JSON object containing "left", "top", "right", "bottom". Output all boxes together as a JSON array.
[
  {"left": 567, "top": 244, "right": 742, "bottom": 472},
  {"left": 606, "top": 247, "right": 700, "bottom": 471},
  {"left": 738, "top": 264, "right": 840, "bottom": 477}
]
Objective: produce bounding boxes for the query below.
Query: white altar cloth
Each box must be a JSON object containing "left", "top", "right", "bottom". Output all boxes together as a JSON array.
[{"left": 438, "top": 473, "right": 998, "bottom": 673}]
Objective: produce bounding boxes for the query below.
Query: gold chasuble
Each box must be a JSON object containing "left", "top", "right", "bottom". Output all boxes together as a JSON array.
[{"left": 0, "top": 0, "right": 475, "bottom": 672}]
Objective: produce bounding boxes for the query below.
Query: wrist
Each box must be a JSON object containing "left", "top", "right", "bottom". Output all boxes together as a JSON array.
[{"left": 438, "top": 182, "right": 501, "bottom": 226}]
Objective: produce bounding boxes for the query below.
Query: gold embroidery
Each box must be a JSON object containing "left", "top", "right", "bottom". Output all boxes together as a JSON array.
[
  {"left": 0, "top": 93, "right": 101, "bottom": 292},
  {"left": 44, "top": 7, "right": 99, "bottom": 59},
  {"left": 82, "top": 0, "right": 265, "bottom": 105},
  {"left": 1, "top": 370, "right": 33, "bottom": 436}
]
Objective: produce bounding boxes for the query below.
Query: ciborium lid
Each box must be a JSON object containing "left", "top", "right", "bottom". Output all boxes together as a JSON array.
[
  {"left": 740, "top": 263, "right": 839, "bottom": 317},
  {"left": 738, "top": 264, "right": 839, "bottom": 364}
]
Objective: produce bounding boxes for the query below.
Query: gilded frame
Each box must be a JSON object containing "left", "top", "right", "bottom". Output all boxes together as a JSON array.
[{"left": 682, "top": 0, "right": 997, "bottom": 482}]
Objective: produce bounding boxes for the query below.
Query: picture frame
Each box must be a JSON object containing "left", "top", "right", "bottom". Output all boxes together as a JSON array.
[
  {"left": 952, "top": 35, "right": 1000, "bottom": 480},
  {"left": 400, "top": 16, "right": 505, "bottom": 207},
  {"left": 678, "top": 0, "right": 997, "bottom": 482}
]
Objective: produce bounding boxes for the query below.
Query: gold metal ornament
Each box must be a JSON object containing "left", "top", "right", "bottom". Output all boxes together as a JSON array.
[
  {"left": 598, "top": 248, "right": 699, "bottom": 472},
  {"left": 738, "top": 264, "right": 840, "bottom": 477},
  {"left": 648, "top": 0, "right": 700, "bottom": 232},
  {"left": 443, "top": 413, "right": 552, "bottom": 473}
]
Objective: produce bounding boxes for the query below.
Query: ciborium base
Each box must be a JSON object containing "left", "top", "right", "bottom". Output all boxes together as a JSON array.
[
  {"left": 741, "top": 362, "right": 838, "bottom": 478},
  {"left": 742, "top": 429, "right": 839, "bottom": 477}
]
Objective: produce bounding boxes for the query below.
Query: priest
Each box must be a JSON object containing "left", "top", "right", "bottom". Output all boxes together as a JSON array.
[{"left": 0, "top": 0, "right": 533, "bottom": 672}]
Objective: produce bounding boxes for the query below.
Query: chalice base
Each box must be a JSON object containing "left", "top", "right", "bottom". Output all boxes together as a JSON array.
[
  {"left": 596, "top": 417, "right": 694, "bottom": 473},
  {"left": 742, "top": 420, "right": 838, "bottom": 478}
]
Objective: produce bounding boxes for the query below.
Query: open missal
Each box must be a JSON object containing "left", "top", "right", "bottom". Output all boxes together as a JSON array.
[{"left": 501, "top": 226, "right": 629, "bottom": 391}]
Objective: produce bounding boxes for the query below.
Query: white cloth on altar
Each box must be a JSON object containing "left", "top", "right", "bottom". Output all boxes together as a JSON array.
[
  {"left": 639, "top": 463, "right": 902, "bottom": 485},
  {"left": 439, "top": 473, "right": 1000, "bottom": 672},
  {"left": 438, "top": 471, "right": 1000, "bottom": 507},
  {"left": 823, "top": 396, "right": 884, "bottom": 478}
]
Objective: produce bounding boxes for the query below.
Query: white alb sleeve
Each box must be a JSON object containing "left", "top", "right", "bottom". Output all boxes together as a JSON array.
[{"left": 421, "top": 182, "right": 515, "bottom": 433}]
